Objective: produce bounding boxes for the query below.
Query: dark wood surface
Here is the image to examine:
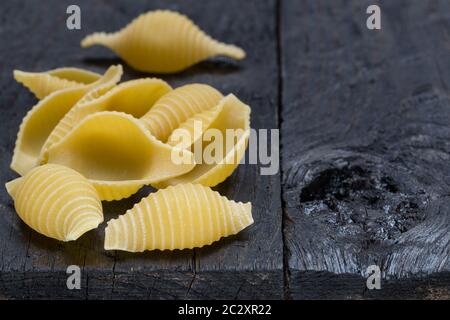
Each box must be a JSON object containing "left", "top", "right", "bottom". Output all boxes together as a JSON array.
[
  {"left": 0, "top": 0, "right": 449, "bottom": 299},
  {"left": 282, "top": 0, "right": 450, "bottom": 299}
]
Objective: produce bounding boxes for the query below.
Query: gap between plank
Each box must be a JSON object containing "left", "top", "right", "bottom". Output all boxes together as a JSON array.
[{"left": 276, "top": 0, "right": 291, "bottom": 300}]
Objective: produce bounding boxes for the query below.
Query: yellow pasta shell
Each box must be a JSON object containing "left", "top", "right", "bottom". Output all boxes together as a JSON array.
[
  {"left": 81, "top": 10, "right": 245, "bottom": 73},
  {"left": 155, "top": 94, "right": 250, "bottom": 188},
  {"left": 39, "top": 78, "right": 172, "bottom": 163},
  {"left": 5, "top": 164, "right": 103, "bottom": 242},
  {"left": 140, "top": 83, "right": 223, "bottom": 142},
  {"left": 14, "top": 67, "right": 102, "bottom": 99},
  {"left": 10, "top": 65, "right": 123, "bottom": 176},
  {"left": 46, "top": 111, "right": 196, "bottom": 201},
  {"left": 104, "top": 183, "right": 253, "bottom": 251}
]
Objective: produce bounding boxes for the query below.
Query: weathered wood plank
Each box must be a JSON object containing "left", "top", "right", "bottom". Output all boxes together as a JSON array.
[
  {"left": 0, "top": 0, "right": 283, "bottom": 299},
  {"left": 281, "top": 0, "right": 450, "bottom": 299}
]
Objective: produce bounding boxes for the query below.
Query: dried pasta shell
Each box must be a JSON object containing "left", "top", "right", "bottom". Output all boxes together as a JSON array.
[
  {"left": 39, "top": 78, "right": 172, "bottom": 163},
  {"left": 5, "top": 164, "right": 103, "bottom": 242},
  {"left": 46, "top": 111, "right": 196, "bottom": 201},
  {"left": 14, "top": 67, "right": 102, "bottom": 99},
  {"left": 81, "top": 10, "right": 245, "bottom": 73},
  {"left": 104, "top": 183, "right": 253, "bottom": 251},
  {"left": 10, "top": 65, "right": 123, "bottom": 176},
  {"left": 140, "top": 83, "right": 223, "bottom": 142},
  {"left": 156, "top": 94, "right": 250, "bottom": 188}
]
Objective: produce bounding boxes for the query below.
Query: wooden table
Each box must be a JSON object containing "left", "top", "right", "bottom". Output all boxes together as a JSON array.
[{"left": 1, "top": 0, "right": 449, "bottom": 299}]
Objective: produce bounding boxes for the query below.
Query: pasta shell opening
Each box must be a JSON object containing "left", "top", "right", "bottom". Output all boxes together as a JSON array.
[
  {"left": 72, "top": 78, "right": 172, "bottom": 120},
  {"left": 155, "top": 94, "right": 251, "bottom": 187},
  {"left": 47, "top": 67, "right": 102, "bottom": 84},
  {"left": 10, "top": 65, "right": 123, "bottom": 175},
  {"left": 39, "top": 78, "right": 171, "bottom": 163},
  {"left": 167, "top": 103, "right": 224, "bottom": 149},
  {"left": 47, "top": 112, "right": 195, "bottom": 200}
]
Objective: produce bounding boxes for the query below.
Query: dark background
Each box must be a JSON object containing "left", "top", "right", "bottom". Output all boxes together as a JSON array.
[{"left": 0, "top": 0, "right": 450, "bottom": 299}]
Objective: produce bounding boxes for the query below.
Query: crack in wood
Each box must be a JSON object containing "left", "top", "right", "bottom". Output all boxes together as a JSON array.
[{"left": 275, "top": 0, "right": 291, "bottom": 300}]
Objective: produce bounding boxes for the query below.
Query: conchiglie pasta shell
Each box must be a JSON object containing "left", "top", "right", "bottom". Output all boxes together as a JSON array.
[
  {"left": 14, "top": 67, "right": 102, "bottom": 99},
  {"left": 104, "top": 183, "right": 253, "bottom": 252},
  {"left": 46, "top": 111, "right": 195, "bottom": 201},
  {"left": 155, "top": 94, "right": 250, "bottom": 188},
  {"left": 39, "top": 78, "right": 172, "bottom": 163},
  {"left": 5, "top": 164, "right": 103, "bottom": 241},
  {"left": 81, "top": 10, "right": 245, "bottom": 73},
  {"left": 140, "top": 83, "right": 223, "bottom": 142},
  {"left": 10, "top": 65, "right": 123, "bottom": 176}
]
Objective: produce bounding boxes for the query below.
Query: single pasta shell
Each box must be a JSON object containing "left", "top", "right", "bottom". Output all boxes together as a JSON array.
[
  {"left": 46, "top": 111, "right": 196, "bottom": 201},
  {"left": 81, "top": 10, "right": 245, "bottom": 73},
  {"left": 140, "top": 83, "right": 223, "bottom": 142},
  {"left": 155, "top": 94, "right": 251, "bottom": 188},
  {"left": 5, "top": 164, "right": 103, "bottom": 242},
  {"left": 14, "top": 67, "right": 102, "bottom": 99},
  {"left": 10, "top": 65, "right": 123, "bottom": 176},
  {"left": 39, "top": 78, "right": 172, "bottom": 163},
  {"left": 104, "top": 183, "right": 253, "bottom": 252}
]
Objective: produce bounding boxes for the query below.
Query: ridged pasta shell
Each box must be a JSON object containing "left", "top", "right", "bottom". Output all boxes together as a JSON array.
[
  {"left": 155, "top": 94, "right": 250, "bottom": 188},
  {"left": 39, "top": 78, "right": 172, "bottom": 163},
  {"left": 140, "top": 83, "right": 223, "bottom": 142},
  {"left": 46, "top": 111, "right": 196, "bottom": 201},
  {"left": 10, "top": 65, "right": 123, "bottom": 176},
  {"left": 81, "top": 10, "right": 245, "bottom": 73},
  {"left": 167, "top": 103, "right": 224, "bottom": 149},
  {"left": 5, "top": 164, "right": 103, "bottom": 242},
  {"left": 14, "top": 67, "right": 102, "bottom": 99},
  {"left": 104, "top": 183, "right": 253, "bottom": 251}
]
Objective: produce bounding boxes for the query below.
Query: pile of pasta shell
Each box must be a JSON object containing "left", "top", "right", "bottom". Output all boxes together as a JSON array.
[
  {"left": 6, "top": 10, "right": 252, "bottom": 252},
  {"left": 6, "top": 63, "right": 253, "bottom": 251}
]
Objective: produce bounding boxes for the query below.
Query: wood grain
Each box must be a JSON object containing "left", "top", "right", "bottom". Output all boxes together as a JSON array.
[{"left": 281, "top": 0, "right": 450, "bottom": 299}]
